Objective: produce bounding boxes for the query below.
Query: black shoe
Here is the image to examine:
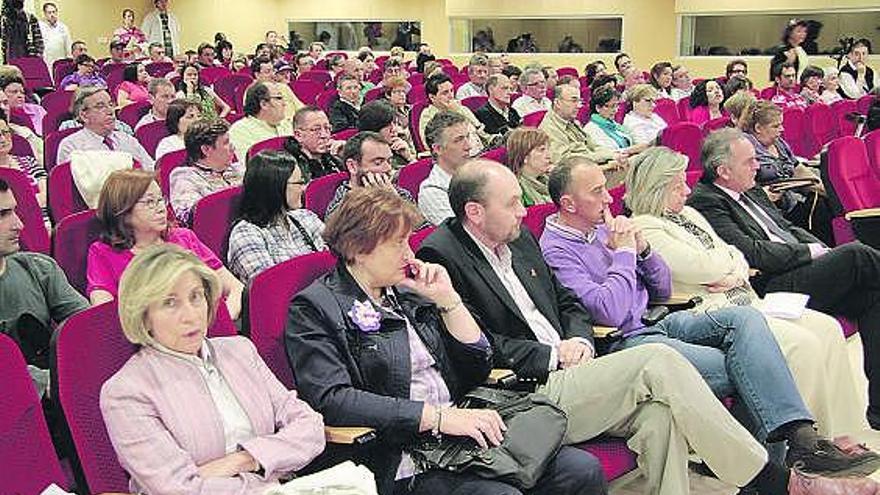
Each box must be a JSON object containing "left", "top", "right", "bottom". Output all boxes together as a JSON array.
[
  {"left": 867, "top": 411, "right": 880, "bottom": 430},
  {"left": 787, "top": 439, "right": 880, "bottom": 478}
]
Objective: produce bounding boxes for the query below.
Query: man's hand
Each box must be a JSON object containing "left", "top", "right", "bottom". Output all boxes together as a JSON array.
[
  {"left": 329, "top": 139, "right": 345, "bottom": 156},
  {"left": 558, "top": 339, "right": 593, "bottom": 369},
  {"left": 603, "top": 208, "right": 636, "bottom": 251},
  {"left": 360, "top": 172, "right": 395, "bottom": 190}
]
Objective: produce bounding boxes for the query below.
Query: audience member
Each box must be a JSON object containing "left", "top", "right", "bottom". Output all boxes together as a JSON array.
[
  {"left": 357, "top": 100, "right": 415, "bottom": 168},
  {"left": 37, "top": 2, "right": 70, "bottom": 65},
  {"left": 506, "top": 127, "right": 552, "bottom": 206},
  {"left": 418, "top": 111, "right": 472, "bottom": 225},
  {"left": 288, "top": 187, "right": 608, "bottom": 494},
  {"left": 613, "top": 52, "right": 633, "bottom": 84},
  {"left": 742, "top": 101, "right": 833, "bottom": 244},
  {"left": 176, "top": 63, "right": 230, "bottom": 120},
  {"left": 670, "top": 64, "right": 694, "bottom": 101},
  {"left": 285, "top": 106, "right": 343, "bottom": 179},
  {"left": 688, "top": 128, "right": 880, "bottom": 429},
  {"left": 378, "top": 58, "right": 404, "bottom": 88},
  {"left": 154, "top": 98, "right": 200, "bottom": 161},
  {"left": 229, "top": 82, "right": 292, "bottom": 162},
  {"left": 512, "top": 66, "right": 552, "bottom": 117},
  {"left": 501, "top": 64, "right": 522, "bottom": 86},
  {"left": 770, "top": 19, "right": 809, "bottom": 81},
  {"left": 0, "top": 74, "right": 45, "bottom": 135},
  {"left": 649, "top": 62, "right": 674, "bottom": 99},
  {"left": 474, "top": 73, "right": 521, "bottom": 135},
  {"left": 170, "top": 117, "right": 243, "bottom": 226},
  {"left": 112, "top": 8, "right": 146, "bottom": 57},
  {"left": 584, "top": 86, "right": 646, "bottom": 156},
  {"left": 627, "top": 146, "right": 872, "bottom": 439},
  {"left": 723, "top": 75, "right": 754, "bottom": 100},
  {"left": 0, "top": 178, "right": 86, "bottom": 391},
  {"left": 57, "top": 86, "right": 154, "bottom": 169},
  {"left": 100, "top": 243, "right": 323, "bottom": 493},
  {"left": 0, "top": 114, "right": 45, "bottom": 219},
  {"left": 725, "top": 59, "right": 749, "bottom": 80},
  {"left": 132, "top": 78, "right": 173, "bottom": 132},
  {"left": 417, "top": 159, "right": 877, "bottom": 495},
  {"left": 689, "top": 79, "right": 727, "bottom": 125},
  {"left": 146, "top": 41, "right": 171, "bottom": 64},
  {"left": 108, "top": 39, "right": 128, "bottom": 65},
  {"left": 59, "top": 54, "right": 106, "bottom": 91},
  {"left": 380, "top": 76, "right": 412, "bottom": 134},
  {"left": 117, "top": 63, "right": 151, "bottom": 108},
  {"left": 0, "top": 0, "right": 43, "bottom": 61},
  {"left": 455, "top": 53, "right": 490, "bottom": 100},
  {"left": 419, "top": 73, "right": 488, "bottom": 156},
  {"left": 838, "top": 38, "right": 875, "bottom": 100},
  {"left": 820, "top": 67, "right": 844, "bottom": 105},
  {"left": 227, "top": 150, "right": 326, "bottom": 283},
  {"left": 195, "top": 42, "right": 216, "bottom": 68},
  {"left": 294, "top": 52, "right": 315, "bottom": 76},
  {"left": 623, "top": 84, "right": 667, "bottom": 145},
  {"left": 584, "top": 60, "right": 606, "bottom": 86},
  {"left": 770, "top": 62, "right": 808, "bottom": 110},
  {"left": 724, "top": 91, "right": 758, "bottom": 130},
  {"left": 141, "top": 0, "right": 180, "bottom": 57},
  {"left": 307, "top": 41, "right": 324, "bottom": 61},
  {"left": 70, "top": 39, "right": 87, "bottom": 58},
  {"left": 541, "top": 155, "right": 877, "bottom": 475},
  {"left": 415, "top": 41, "right": 435, "bottom": 73},
  {"left": 328, "top": 74, "right": 361, "bottom": 133},
  {"left": 0, "top": 88, "right": 40, "bottom": 166}
]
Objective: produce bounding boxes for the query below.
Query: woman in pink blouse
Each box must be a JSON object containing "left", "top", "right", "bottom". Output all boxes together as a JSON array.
[
  {"left": 116, "top": 62, "right": 151, "bottom": 108},
  {"left": 112, "top": 8, "right": 147, "bottom": 58},
  {"left": 101, "top": 243, "right": 326, "bottom": 494},
  {"left": 688, "top": 79, "right": 727, "bottom": 126},
  {"left": 87, "top": 169, "right": 244, "bottom": 319}
]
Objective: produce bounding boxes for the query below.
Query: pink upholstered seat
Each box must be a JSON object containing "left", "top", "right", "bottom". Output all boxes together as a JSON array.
[
  {"left": 214, "top": 74, "right": 253, "bottom": 110},
  {"left": 782, "top": 108, "right": 808, "bottom": 157},
  {"left": 410, "top": 100, "right": 430, "bottom": 152},
  {"left": 398, "top": 158, "right": 433, "bottom": 200},
  {"left": 303, "top": 171, "right": 349, "bottom": 219},
  {"left": 9, "top": 56, "right": 53, "bottom": 91},
  {"left": 291, "top": 79, "right": 323, "bottom": 105},
  {"left": 461, "top": 95, "right": 488, "bottom": 112},
  {"left": 522, "top": 203, "right": 558, "bottom": 239},
  {"left": 654, "top": 99, "right": 680, "bottom": 125},
  {"left": 661, "top": 122, "right": 703, "bottom": 172},
  {"left": 481, "top": 146, "right": 508, "bottom": 165},
  {"left": 191, "top": 186, "right": 243, "bottom": 258},
  {"left": 156, "top": 149, "right": 188, "bottom": 198},
  {"left": 134, "top": 120, "right": 170, "bottom": 158},
  {"left": 117, "top": 100, "right": 151, "bottom": 130},
  {"left": 806, "top": 104, "right": 837, "bottom": 155},
  {"left": 521, "top": 110, "right": 547, "bottom": 128},
  {"left": 52, "top": 209, "right": 102, "bottom": 295},
  {"left": 246, "top": 136, "right": 288, "bottom": 161},
  {"left": 47, "top": 161, "right": 88, "bottom": 223},
  {"left": 44, "top": 127, "right": 78, "bottom": 173}
]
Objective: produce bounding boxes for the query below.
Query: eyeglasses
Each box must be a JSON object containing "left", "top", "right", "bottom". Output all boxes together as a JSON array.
[
  {"left": 730, "top": 69, "right": 747, "bottom": 75},
  {"left": 136, "top": 197, "right": 166, "bottom": 210},
  {"left": 265, "top": 95, "right": 285, "bottom": 101},
  {"left": 86, "top": 101, "right": 114, "bottom": 112},
  {"left": 525, "top": 80, "right": 547, "bottom": 87},
  {"left": 0, "top": 129, "right": 12, "bottom": 137},
  {"left": 287, "top": 179, "right": 307, "bottom": 186},
  {"left": 301, "top": 125, "right": 332, "bottom": 134}
]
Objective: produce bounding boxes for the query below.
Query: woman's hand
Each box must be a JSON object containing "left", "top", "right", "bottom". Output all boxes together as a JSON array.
[
  {"left": 197, "top": 450, "right": 258, "bottom": 478},
  {"left": 398, "top": 260, "right": 458, "bottom": 307},
  {"left": 440, "top": 407, "right": 507, "bottom": 449}
]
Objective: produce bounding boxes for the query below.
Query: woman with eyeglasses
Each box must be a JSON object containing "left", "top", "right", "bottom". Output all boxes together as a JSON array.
[
  {"left": 87, "top": 169, "right": 244, "bottom": 319},
  {"left": 227, "top": 150, "right": 326, "bottom": 284},
  {"left": 583, "top": 86, "right": 647, "bottom": 155},
  {"left": 623, "top": 84, "right": 668, "bottom": 145}
]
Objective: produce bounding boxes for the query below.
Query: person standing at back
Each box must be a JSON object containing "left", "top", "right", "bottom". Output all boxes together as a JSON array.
[{"left": 141, "top": 0, "right": 180, "bottom": 58}]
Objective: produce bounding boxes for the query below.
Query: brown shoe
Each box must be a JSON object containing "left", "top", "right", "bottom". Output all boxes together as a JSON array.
[{"left": 788, "top": 470, "right": 880, "bottom": 494}]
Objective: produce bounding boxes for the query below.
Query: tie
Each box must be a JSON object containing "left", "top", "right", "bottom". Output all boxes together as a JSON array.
[
  {"left": 159, "top": 12, "right": 174, "bottom": 56},
  {"left": 103, "top": 136, "right": 115, "bottom": 150},
  {"left": 739, "top": 194, "right": 800, "bottom": 244}
]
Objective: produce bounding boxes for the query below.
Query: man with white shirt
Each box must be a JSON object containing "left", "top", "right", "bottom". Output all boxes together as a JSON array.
[
  {"left": 838, "top": 38, "right": 875, "bottom": 100},
  {"left": 455, "top": 54, "right": 490, "bottom": 100},
  {"left": 688, "top": 128, "right": 880, "bottom": 429},
  {"left": 418, "top": 111, "right": 471, "bottom": 225},
  {"left": 473, "top": 74, "right": 521, "bottom": 135},
  {"left": 141, "top": 0, "right": 180, "bottom": 57},
  {"left": 134, "top": 78, "right": 175, "bottom": 131},
  {"left": 512, "top": 66, "right": 551, "bottom": 117},
  {"left": 57, "top": 86, "right": 154, "bottom": 170},
  {"left": 38, "top": 2, "right": 70, "bottom": 66}
]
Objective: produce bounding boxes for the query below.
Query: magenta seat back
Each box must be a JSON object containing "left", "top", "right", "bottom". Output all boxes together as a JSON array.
[
  {"left": 246, "top": 136, "right": 288, "bottom": 161},
  {"left": 291, "top": 79, "right": 322, "bottom": 105},
  {"left": 398, "top": 158, "right": 433, "bottom": 200},
  {"left": 654, "top": 99, "right": 679, "bottom": 125},
  {"left": 316, "top": 88, "right": 338, "bottom": 113},
  {"left": 0, "top": 333, "right": 69, "bottom": 493},
  {"left": 11, "top": 132, "right": 32, "bottom": 157},
  {"left": 41, "top": 89, "right": 74, "bottom": 116},
  {"left": 609, "top": 185, "right": 626, "bottom": 216},
  {"left": 299, "top": 70, "right": 332, "bottom": 88},
  {"left": 117, "top": 100, "right": 151, "bottom": 130},
  {"left": 364, "top": 86, "right": 385, "bottom": 103},
  {"left": 806, "top": 103, "right": 837, "bottom": 152},
  {"left": 857, "top": 94, "right": 875, "bottom": 116},
  {"left": 481, "top": 146, "right": 508, "bottom": 165},
  {"left": 191, "top": 186, "right": 242, "bottom": 258},
  {"left": 199, "top": 66, "right": 231, "bottom": 85},
  {"left": 410, "top": 100, "right": 429, "bottom": 152},
  {"left": 52, "top": 209, "right": 101, "bottom": 295},
  {"left": 407, "top": 72, "right": 424, "bottom": 87},
  {"left": 52, "top": 58, "right": 76, "bottom": 87},
  {"left": 157, "top": 149, "right": 188, "bottom": 198},
  {"left": 577, "top": 105, "right": 591, "bottom": 126},
  {"left": 522, "top": 203, "right": 558, "bottom": 239},
  {"left": 134, "top": 120, "right": 170, "bottom": 158},
  {"left": 145, "top": 62, "right": 174, "bottom": 78},
  {"left": 408, "top": 225, "right": 436, "bottom": 251},
  {"left": 676, "top": 98, "right": 691, "bottom": 121},
  {"left": 833, "top": 100, "right": 858, "bottom": 137},
  {"left": 521, "top": 110, "right": 547, "bottom": 128},
  {"left": 304, "top": 171, "right": 349, "bottom": 219},
  {"left": 661, "top": 122, "right": 703, "bottom": 172},
  {"left": 99, "top": 63, "right": 125, "bottom": 80},
  {"left": 827, "top": 136, "right": 880, "bottom": 213},
  {"left": 332, "top": 128, "right": 358, "bottom": 141},
  {"left": 9, "top": 56, "right": 52, "bottom": 90},
  {"left": 0, "top": 168, "right": 49, "bottom": 254},
  {"left": 45, "top": 128, "right": 78, "bottom": 173},
  {"left": 408, "top": 84, "right": 427, "bottom": 105},
  {"left": 759, "top": 86, "right": 777, "bottom": 100},
  {"left": 461, "top": 95, "right": 488, "bottom": 112},
  {"left": 556, "top": 67, "right": 579, "bottom": 78},
  {"left": 48, "top": 162, "right": 88, "bottom": 223},
  {"left": 782, "top": 108, "right": 808, "bottom": 157},
  {"left": 214, "top": 74, "right": 253, "bottom": 109},
  {"left": 865, "top": 129, "right": 880, "bottom": 176},
  {"left": 578, "top": 438, "right": 637, "bottom": 482},
  {"left": 702, "top": 116, "right": 730, "bottom": 135},
  {"left": 232, "top": 84, "right": 248, "bottom": 113},
  {"left": 249, "top": 251, "right": 338, "bottom": 388}
]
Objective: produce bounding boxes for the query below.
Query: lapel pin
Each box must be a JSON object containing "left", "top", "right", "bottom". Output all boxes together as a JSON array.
[{"left": 530, "top": 268, "right": 537, "bottom": 277}]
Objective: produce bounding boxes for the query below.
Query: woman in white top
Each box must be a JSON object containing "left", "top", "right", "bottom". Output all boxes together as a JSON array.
[
  {"left": 819, "top": 68, "right": 844, "bottom": 106},
  {"left": 670, "top": 65, "right": 693, "bottom": 101},
  {"left": 623, "top": 84, "right": 668, "bottom": 145},
  {"left": 155, "top": 99, "right": 202, "bottom": 162}
]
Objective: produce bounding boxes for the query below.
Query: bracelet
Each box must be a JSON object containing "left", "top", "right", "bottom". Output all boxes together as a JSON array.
[{"left": 438, "top": 298, "right": 463, "bottom": 314}]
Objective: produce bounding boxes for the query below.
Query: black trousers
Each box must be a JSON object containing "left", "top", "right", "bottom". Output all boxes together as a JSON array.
[
  {"left": 761, "top": 242, "right": 880, "bottom": 413},
  {"left": 782, "top": 193, "right": 835, "bottom": 247},
  {"left": 393, "top": 446, "right": 608, "bottom": 495}
]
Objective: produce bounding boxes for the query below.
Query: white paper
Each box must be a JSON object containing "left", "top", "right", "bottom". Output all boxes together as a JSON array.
[
  {"left": 759, "top": 292, "right": 810, "bottom": 320},
  {"left": 40, "top": 484, "right": 74, "bottom": 495},
  {"left": 264, "top": 461, "right": 378, "bottom": 495}
]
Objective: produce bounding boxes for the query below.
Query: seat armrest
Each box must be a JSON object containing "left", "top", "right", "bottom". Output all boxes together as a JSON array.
[
  {"left": 845, "top": 208, "right": 880, "bottom": 220},
  {"left": 324, "top": 426, "right": 377, "bottom": 445},
  {"left": 593, "top": 325, "right": 618, "bottom": 338},
  {"left": 650, "top": 293, "right": 693, "bottom": 306},
  {"left": 486, "top": 368, "right": 517, "bottom": 387}
]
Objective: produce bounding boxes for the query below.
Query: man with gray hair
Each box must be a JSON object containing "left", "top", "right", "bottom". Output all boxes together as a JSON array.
[
  {"left": 455, "top": 53, "right": 491, "bottom": 100},
  {"left": 474, "top": 73, "right": 521, "bottom": 135},
  {"left": 512, "top": 65, "right": 551, "bottom": 117},
  {"left": 689, "top": 128, "right": 880, "bottom": 429},
  {"left": 57, "top": 86, "right": 154, "bottom": 169},
  {"left": 417, "top": 159, "right": 879, "bottom": 495},
  {"left": 134, "top": 78, "right": 176, "bottom": 131},
  {"left": 418, "top": 111, "right": 472, "bottom": 225}
]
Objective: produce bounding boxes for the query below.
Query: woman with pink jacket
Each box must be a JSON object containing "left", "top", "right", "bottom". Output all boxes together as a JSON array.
[{"left": 100, "top": 244, "right": 326, "bottom": 494}]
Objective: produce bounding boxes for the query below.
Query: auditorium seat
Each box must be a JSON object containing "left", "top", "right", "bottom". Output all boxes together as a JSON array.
[
  {"left": 299, "top": 70, "right": 332, "bottom": 88},
  {"left": 190, "top": 186, "right": 242, "bottom": 258},
  {"left": 654, "top": 98, "right": 680, "bottom": 125},
  {"left": 481, "top": 146, "right": 508, "bottom": 164},
  {"left": 214, "top": 73, "right": 253, "bottom": 110},
  {"left": 144, "top": 61, "right": 174, "bottom": 78},
  {"left": 865, "top": 129, "right": 880, "bottom": 176},
  {"left": 134, "top": 120, "right": 170, "bottom": 158},
  {"left": 303, "top": 171, "right": 348, "bottom": 219},
  {"left": 291, "top": 79, "right": 323, "bottom": 105},
  {"left": 826, "top": 136, "right": 880, "bottom": 248},
  {"left": 331, "top": 128, "right": 358, "bottom": 141},
  {"left": 781, "top": 107, "right": 808, "bottom": 158},
  {"left": 47, "top": 162, "right": 88, "bottom": 223},
  {"left": 156, "top": 149, "right": 188, "bottom": 198},
  {"left": 316, "top": 88, "right": 338, "bottom": 113},
  {"left": 410, "top": 100, "right": 430, "bottom": 152},
  {"left": 398, "top": 157, "right": 433, "bottom": 200},
  {"left": 363, "top": 86, "right": 385, "bottom": 103},
  {"left": 44, "top": 127, "right": 78, "bottom": 173},
  {"left": 461, "top": 95, "right": 488, "bottom": 112},
  {"left": 53, "top": 209, "right": 101, "bottom": 295},
  {"left": 806, "top": 103, "right": 837, "bottom": 155},
  {"left": 661, "top": 122, "right": 703, "bottom": 172},
  {"left": 116, "top": 100, "right": 151, "bottom": 130},
  {"left": 833, "top": 99, "right": 859, "bottom": 138},
  {"left": 521, "top": 110, "right": 547, "bottom": 128},
  {"left": 198, "top": 65, "right": 231, "bottom": 85},
  {"left": 522, "top": 203, "right": 558, "bottom": 239},
  {"left": 9, "top": 56, "right": 53, "bottom": 92},
  {"left": 246, "top": 135, "right": 288, "bottom": 161},
  {"left": 0, "top": 168, "right": 49, "bottom": 254}
]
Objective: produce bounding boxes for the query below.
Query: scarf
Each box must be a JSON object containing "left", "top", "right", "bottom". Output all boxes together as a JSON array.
[
  {"left": 590, "top": 114, "right": 631, "bottom": 148},
  {"left": 519, "top": 173, "right": 550, "bottom": 207}
]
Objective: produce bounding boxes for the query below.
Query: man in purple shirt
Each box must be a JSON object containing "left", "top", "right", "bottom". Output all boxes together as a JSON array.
[{"left": 539, "top": 156, "right": 880, "bottom": 478}]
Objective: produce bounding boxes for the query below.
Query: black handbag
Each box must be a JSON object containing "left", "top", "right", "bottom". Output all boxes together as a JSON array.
[{"left": 408, "top": 386, "right": 567, "bottom": 490}]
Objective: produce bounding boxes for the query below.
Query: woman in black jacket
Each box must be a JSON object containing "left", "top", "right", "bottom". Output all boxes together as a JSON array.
[{"left": 284, "top": 187, "right": 606, "bottom": 495}]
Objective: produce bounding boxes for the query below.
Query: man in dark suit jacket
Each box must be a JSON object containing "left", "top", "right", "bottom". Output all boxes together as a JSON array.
[
  {"left": 328, "top": 74, "right": 361, "bottom": 133},
  {"left": 688, "top": 128, "right": 880, "bottom": 428},
  {"left": 473, "top": 74, "right": 521, "bottom": 136},
  {"left": 416, "top": 159, "right": 868, "bottom": 495}
]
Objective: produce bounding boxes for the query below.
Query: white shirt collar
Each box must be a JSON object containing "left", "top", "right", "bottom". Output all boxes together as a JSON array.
[{"left": 714, "top": 182, "right": 742, "bottom": 202}]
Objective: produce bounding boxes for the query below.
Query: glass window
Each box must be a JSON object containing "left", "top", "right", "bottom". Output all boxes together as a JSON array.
[
  {"left": 449, "top": 17, "right": 623, "bottom": 54},
  {"left": 286, "top": 21, "right": 422, "bottom": 51},
  {"left": 679, "top": 11, "right": 880, "bottom": 57}
]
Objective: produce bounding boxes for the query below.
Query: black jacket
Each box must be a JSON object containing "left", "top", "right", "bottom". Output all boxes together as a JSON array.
[
  {"left": 474, "top": 102, "right": 522, "bottom": 136},
  {"left": 285, "top": 263, "right": 493, "bottom": 490},
  {"left": 328, "top": 96, "right": 360, "bottom": 133},
  {"left": 417, "top": 218, "right": 594, "bottom": 385},
  {"left": 283, "top": 137, "right": 343, "bottom": 180},
  {"left": 687, "top": 181, "right": 820, "bottom": 293}
]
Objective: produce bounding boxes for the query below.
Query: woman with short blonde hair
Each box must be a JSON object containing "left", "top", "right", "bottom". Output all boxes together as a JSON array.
[{"left": 623, "top": 84, "right": 668, "bottom": 145}]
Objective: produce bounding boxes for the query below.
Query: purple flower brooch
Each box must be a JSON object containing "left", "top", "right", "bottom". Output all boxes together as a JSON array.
[{"left": 348, "top": 299, "right": 382, "bottom": 333}]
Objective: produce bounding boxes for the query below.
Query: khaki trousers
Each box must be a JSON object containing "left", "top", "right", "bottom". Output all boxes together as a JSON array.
[{"left": 537, "top": 343, "right": 768, "bottom": 495}]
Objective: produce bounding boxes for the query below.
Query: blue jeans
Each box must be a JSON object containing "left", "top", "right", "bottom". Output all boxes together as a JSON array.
[{"left": 611, "top": 306, "right": 812, "bottom": 442}]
